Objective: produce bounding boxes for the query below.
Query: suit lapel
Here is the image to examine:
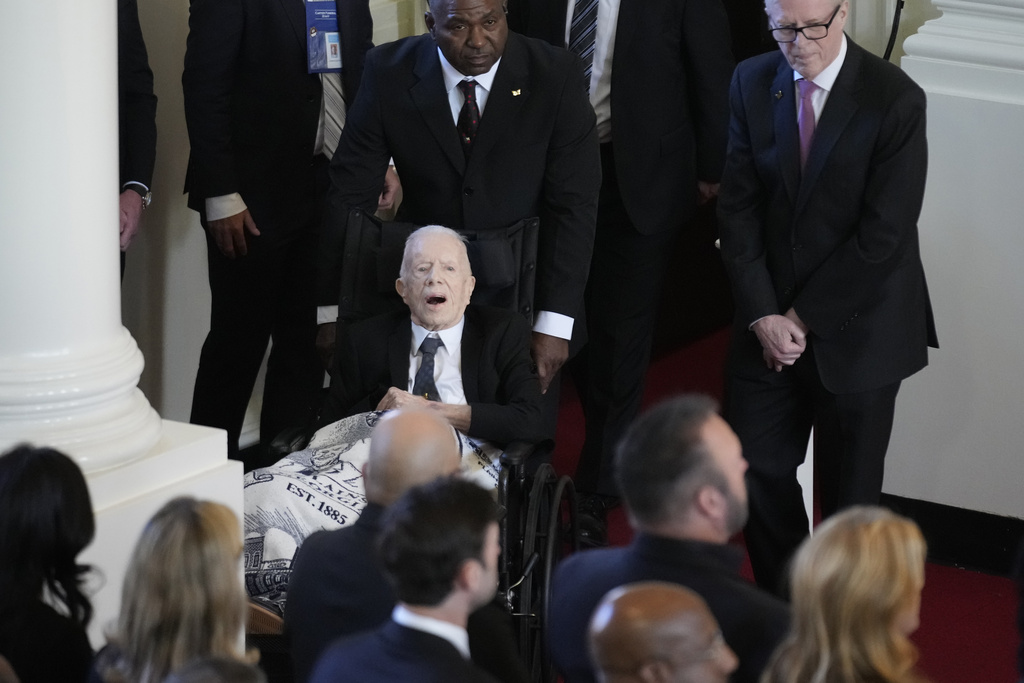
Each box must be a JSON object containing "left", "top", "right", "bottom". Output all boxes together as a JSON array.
[
  {"left": 795, "top": 39, "right": 862, "bottom": 215},
  {"left": 410, "top": 39, "right": 467, "bottom": 175},
  {"left": 389, "top": 319, "right": 412, "bottom": 391},
  {"left": 460, "top": 309, "right": 482, "bottom": 404},
  {"left": 468, "top": 35, "right": 529, "bottom": 168},
  {"left": 279, "top": 0, "right": 307, "bottom": 51},
  {"left": 772, "top": 62, "right": 801, "bottom": 205}
]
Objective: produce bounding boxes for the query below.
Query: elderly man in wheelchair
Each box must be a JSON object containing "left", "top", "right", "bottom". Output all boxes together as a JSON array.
[{"left": 244, "top": 225, "right": 548, "bottom": 615}]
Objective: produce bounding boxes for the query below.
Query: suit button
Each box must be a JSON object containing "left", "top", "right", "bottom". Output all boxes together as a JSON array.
[
  {"left": 792, "top": 244, "right": 802, "bottom": 251},
  {"left": 783, "top": 287, "right": 793, "bottom": 295},
  {"left": 464, "top": 187, "right": 474, "bottom": 196}
]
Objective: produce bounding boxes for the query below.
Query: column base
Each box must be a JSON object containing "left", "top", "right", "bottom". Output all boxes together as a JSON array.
[{"left": 78, "top": 419, "right": 242, "bottom": 646}]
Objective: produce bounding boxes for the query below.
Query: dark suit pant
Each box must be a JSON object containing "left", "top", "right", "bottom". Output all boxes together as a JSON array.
[
  {"left": 725, "top": 341, "right": 901, "bottom": 596},
  {"left": 190, "top": 212, "right": 324, "bottom": 458},
  {"left": 572, "top": 143, "right": 676, "bottom": 497}
]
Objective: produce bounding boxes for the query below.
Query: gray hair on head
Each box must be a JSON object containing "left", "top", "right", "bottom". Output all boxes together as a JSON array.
[{"left": 399, "top": 225, "right": 471, "bottom": 281}]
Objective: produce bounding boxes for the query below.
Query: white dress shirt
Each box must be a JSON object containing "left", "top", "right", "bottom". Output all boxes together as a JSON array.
[
  {"left": 392, "top": 604, "right": 471, "bottom": 659},
  {"left": 408, "top": 317, "right": 467, "bottom": 405}
]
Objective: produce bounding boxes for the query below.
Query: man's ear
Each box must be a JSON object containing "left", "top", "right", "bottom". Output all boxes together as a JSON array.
[
  {"left": 695, "top": 484, "right": 726, "bottom": 521},
  {"left": 638, "top": 659, "right": 673, "bottom": 683},
  {"left": 455, "top": 557, "right": 482, "bottom": 594},
  {"left": 396, "top": 278, "right": 406, "bottom": 299},
  {"left": 467, "top": 274, "right": 476, "bottom": 298},
  {"left": 424, "top": 11, "right": 435, "bottom": 35}
]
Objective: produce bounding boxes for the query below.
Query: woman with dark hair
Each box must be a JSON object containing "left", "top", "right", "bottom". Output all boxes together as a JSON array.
[
  {"left": 761, "top": 506, "right": 929, "bottom": 683},
  {"left": 0, "top": 444, "right": 96, "bottom": 683}
]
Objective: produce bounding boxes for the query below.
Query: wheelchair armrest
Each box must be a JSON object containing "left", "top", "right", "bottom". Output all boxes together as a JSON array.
[
  {"left": 267, "top": 425, "right": 313, "bottom": 462},
  {"left": 499, "top": 441, "right": 534, "bottom": 468}
]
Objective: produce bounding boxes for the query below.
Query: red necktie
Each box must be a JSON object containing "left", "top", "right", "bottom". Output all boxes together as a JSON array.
[{"left": 457, "top": 80, "right": 480, "bottom": 157}]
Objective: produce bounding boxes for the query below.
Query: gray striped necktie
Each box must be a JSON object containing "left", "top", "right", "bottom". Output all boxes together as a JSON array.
[
  {"left": 322, "top": 72, "right": 346, "bottom": 159},
  {"left": 568, "top": 0, "right": 598, "bottom": 94},
  {"left": 413, "top": 336, "right": 443, "bottom": 402}
]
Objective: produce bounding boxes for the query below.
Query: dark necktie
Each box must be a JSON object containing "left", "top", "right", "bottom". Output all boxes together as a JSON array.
[
  {"left": 412, "top": 336, "right": 443, "bottom": 402},
  {"left": 457, "top": 80, "right": 480, "bottom": 156},
  {"left": 797, "top": 78, "right": 819, "bottom": 170},
  {"left": 568, "top": 0, "right": 598, "bottom": 94}
]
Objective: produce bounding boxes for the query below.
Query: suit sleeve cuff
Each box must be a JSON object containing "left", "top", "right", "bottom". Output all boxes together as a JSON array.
[
  {"left": 205, "top": 193, "right": 247, "bottom": 221},
  {"left": 533, "top": 311, "right": 573, "bottom": 340},
  {"left": 318, "top": 305, "right": 339, "bottom": 325}
]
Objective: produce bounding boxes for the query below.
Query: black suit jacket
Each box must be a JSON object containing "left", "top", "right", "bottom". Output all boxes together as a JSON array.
[
  {"left": 320, "top": 32, "right": 600, "bottom": 319},
  {"left": 547, "top": 534, "right": 789, "bottom": 683},
  {"left": 286, "top": 503, "right": 528, "bottom": 683},
  {"left": 117, "top": 0, "right": 157, "bottom": 189},
  {"left": 309, "top": 620, "right": 499, "bottom": 683},
  {"left": 182, "top": 0, "right": 372, "bottom": 233},
  {"left": 506, "top": 0, "right": 734, "bottom": 233},
  {"left": 321, "top": 305, "right": 546, "bottom": 445},
  {"left": 718, "top": 40, "right": 938, "bottom": 394}
]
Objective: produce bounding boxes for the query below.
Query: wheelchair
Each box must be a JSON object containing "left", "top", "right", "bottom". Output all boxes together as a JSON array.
[{"left": 248, "top": 210, "right": 580, "bottom": 683}]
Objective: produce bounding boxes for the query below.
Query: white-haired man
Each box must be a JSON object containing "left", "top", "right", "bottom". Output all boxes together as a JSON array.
[{"left": 319, "top": 225, "right": 546, "bottom": 446}]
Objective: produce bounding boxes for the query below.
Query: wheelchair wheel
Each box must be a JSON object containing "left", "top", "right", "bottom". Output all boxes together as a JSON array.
[{"left": 518, "top": 464, "right": 580, "bottom": 682}]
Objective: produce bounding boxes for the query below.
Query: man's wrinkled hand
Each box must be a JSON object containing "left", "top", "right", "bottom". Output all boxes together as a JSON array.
[
  {"left": 119, "top": 189, "right": 145, "bottom": 251},
  {"left": 208, "top": 208, "right": 259, "bottom": 258},
  {"left": 316, "top": 322, "right": 337, "bottom": 371},
  {"left": 752, "top": 313, "right": 806, "bottom": 371},
  {"left": 376, "top": 387, "right": 430, "bottom": 412},
  {"left": 531, "top": 332, "right": 568, "bottom": 394}
]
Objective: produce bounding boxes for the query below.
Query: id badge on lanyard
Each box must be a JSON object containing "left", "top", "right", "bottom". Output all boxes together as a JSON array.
[{"left": 306, "top": 0, "right": 342, "bottom": 74}]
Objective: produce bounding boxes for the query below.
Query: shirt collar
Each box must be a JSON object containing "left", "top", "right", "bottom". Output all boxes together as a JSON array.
[
  {"left": 410, "top": 315, "right": 465, "bottom": 357},
  {"left": 437, "top": 47, "right": 501, "bottom": 95},
  {"left": 793, "top": 33, "right": 847, "bottom": 92},
  {"left": 392, "top": 604, "right": 471, "bottom": 658}
]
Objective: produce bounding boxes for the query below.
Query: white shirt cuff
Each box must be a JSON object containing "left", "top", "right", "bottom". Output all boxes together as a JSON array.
[
  {"left": 318, "top": 305, "right": 339, "bottom": 325},
  {"left": 205, "top": 193, "right": 247, "bottom": 222},
  {"left": 533, "top": 311, "right": 573, "bottom": 340}
]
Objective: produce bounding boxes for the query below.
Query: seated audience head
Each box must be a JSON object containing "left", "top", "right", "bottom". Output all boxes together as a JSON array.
[
  {"left": 763, "top": 506, "right": 927, "bottom": 683},
  {"left": 162, "top": 657, "right": 267, "bottom": 683},
  {"left": 614, "top": 395, "right": 748, "bottom": 542},
  {"left": 0, "top": 444, "right": 95, "bottom": 626},
  {"left": 104, "top": 497, "right": 248, "bottom": 683},
  {"left": 588, "top": 581, "right": 738, "bottom": 683},
  {"left": 377, "top": 477, "right": 500, "bottom": 618},
  {"left": 363, "top": 409, "right": 461, "bottom": 506},
  {"left": 396, "top": 225, "right": 476, "bottom": 332}
]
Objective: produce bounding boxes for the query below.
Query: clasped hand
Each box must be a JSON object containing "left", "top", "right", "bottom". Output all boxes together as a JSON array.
[{"left": 753, "top": 310, "right": 808, "bottom": 372}]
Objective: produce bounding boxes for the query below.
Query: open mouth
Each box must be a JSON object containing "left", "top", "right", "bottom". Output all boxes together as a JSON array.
[{"left": 426, "top": 295, "right": 447, "bottom": 305}]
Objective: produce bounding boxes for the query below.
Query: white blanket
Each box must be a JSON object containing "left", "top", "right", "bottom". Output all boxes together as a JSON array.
[{"left": 242, "top": 411, "right": 502, "bottom": 615}]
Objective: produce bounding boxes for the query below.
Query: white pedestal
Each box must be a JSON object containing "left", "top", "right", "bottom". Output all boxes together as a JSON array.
[
  {"left": 79, "top": 420, "right": 243, "bottom": 646},
  {"left": 882, "top": 0, "right": 1024, "bottom": 518}
]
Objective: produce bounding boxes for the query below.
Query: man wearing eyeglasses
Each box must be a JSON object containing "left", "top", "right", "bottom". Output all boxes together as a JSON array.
[{"left": 718, "top": 0, "right": 938, "bottom": 596}]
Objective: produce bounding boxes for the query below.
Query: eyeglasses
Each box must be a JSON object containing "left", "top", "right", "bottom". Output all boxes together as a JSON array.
[{"left": 770, "top": 4, "right": 841, "bottom": 42}]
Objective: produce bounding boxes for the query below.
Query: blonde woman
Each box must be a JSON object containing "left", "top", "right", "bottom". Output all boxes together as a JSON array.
[
  {"left": 761, "top": 506, "right": 928, "bottom": 683},
  {"left": 96, "top": 497, "right": 252, "bottom": 683}
]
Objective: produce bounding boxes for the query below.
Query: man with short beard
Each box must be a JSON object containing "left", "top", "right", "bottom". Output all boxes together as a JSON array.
[{"left": 547, "top": 395, "right": 789, "bottom": 683}]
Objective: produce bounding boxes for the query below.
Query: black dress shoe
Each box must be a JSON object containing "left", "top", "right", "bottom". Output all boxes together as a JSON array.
[{"left": 577, "top": 494, "right": 619, "bottom": 548}]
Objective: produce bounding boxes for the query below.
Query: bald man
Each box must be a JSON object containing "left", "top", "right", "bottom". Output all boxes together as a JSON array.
[
  {"left": 588, "top": 583, "right": 737, "bottom": 683},
  {"left": 284, "top": 410, "right": 526, "bottom": 683}
]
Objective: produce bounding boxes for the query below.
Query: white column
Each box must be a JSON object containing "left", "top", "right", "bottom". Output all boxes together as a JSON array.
[
  {"left": 885, "top": 0, "right": 1024, "bottom": 518},
  {"left": 0, "top": 0, "right": 161, "bottom": 470}
]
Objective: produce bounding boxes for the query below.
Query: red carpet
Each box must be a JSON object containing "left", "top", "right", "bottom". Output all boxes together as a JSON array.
[{"left": 551, "top": 326, "right": 1019, "bottom": 683}]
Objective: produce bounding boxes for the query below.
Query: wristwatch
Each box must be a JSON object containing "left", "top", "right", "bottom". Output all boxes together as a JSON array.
[{"left": 124, "top": 183, "right": 152, "bottom": 210}]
